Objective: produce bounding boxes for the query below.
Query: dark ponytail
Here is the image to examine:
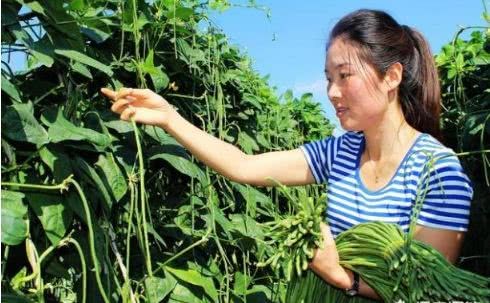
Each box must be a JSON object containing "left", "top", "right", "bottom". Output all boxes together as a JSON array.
[{"left": 329, "top": 9, "right": 442, "bottom": 141}]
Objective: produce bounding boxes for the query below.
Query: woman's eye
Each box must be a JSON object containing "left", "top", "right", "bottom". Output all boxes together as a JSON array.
[{"left": 340, "top": 73, "right": 351, "bottom": 79}]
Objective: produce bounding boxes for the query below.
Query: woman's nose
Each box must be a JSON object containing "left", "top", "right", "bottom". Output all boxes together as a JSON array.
[{"left": 327, "top": 81, "right": 341, "bottom": 101}]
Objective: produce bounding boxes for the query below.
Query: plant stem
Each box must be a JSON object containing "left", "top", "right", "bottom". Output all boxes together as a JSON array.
[
  {"left": 69, "top": 179, "right": 110, "bottom": 303},
  {"left": 126, "top": 177, "right": 136, "bottom": 275},
  {"left": 1, "top": 245, "right": 9, "bottom": 281},
  {"left": 68, "top": 238, "right": 87, "bottom": 303},
  {"left": 162, "top": 232, "right": 210, "bottom": 267},
  {"left": 0, "top": 181, "right": 69, "bottom": 191},
  {"left": 131, "top": 119, "right": 153, "bottom": 276}
]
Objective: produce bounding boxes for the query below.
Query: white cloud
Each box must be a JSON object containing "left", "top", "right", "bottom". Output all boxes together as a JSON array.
[{"left": 292, "top": 79, "right": 326, "bottom": 96}]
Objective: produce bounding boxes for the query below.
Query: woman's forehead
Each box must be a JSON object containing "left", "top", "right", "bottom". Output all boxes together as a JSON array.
[{"left": 325, "top": 40, "right": 365, "bottom": 72}]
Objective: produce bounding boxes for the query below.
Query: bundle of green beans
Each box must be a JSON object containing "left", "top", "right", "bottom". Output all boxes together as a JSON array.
[
  {"left": 257, "top": 192, "right": 326, "bottom": 281},
  {"left": 286, "top": 221, "right": 490, "bottom": 302},
  {"left": 335, "top": 221, "right": 490, "bottom": 302}
]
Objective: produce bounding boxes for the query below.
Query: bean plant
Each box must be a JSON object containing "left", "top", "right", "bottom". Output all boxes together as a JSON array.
[{"left": 1, "top": 0, "right": 332, "bottom": 302}]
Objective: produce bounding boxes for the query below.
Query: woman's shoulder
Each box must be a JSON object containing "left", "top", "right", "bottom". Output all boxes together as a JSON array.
[
  {"left": 411, "top": 133, "right": 470, "bottom": 182},
  {"left": 412, "top": 133, "right": 460, "bottom": 161}
]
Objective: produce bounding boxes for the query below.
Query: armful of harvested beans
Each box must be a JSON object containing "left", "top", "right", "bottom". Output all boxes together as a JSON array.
[{"left": 258, "top": 189, "right": 490, "bottom": 302}]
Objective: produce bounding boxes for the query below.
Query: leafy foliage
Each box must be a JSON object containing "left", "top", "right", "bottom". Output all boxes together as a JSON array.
[
  {"left": 1, "top": 0, "right": 332, "bottom": 302},
  {"left": 436, "top": 22, "right": 490, "bottom": 275}
]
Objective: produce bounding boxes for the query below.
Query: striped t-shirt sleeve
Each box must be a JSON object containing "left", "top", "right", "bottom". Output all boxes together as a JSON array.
[
  {"left": 300, "top": 136, "right": 339, "bottom": 184},
  {"left": 416, "top": 152, "right": 473, "bottom": 231}
]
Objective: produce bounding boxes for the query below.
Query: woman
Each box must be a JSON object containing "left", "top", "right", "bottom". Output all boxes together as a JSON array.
[{"left": 101, "top": 9, "right": 473, "bottom": 300}]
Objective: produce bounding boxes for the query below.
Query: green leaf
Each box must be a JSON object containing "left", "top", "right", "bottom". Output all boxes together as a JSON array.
[
  {"left": 242, "top": 93, "right": 263, "bottom": 110},
  {"left": 165, "top": 266, "right": 218, "bottom": 302},
  {"left": 1, "top": 190, "right": 28, "bottom": 245},
  {"left": 143, "top": 125, "right": 180, "bottom": 145},
  {"left": 95, "top": 153, "right": 128, "bottom": 202},
  {"left": 209, "top": 0, "right": 231, "bottom": 12},
  {"left": 25, "top": 192, "right": 72, "bottom": 246},
  {"left": 232, "top": 182, "right": 274, "bottom": 215},
  {"left": 233, "top": 271, "right": 251, "bottom": 296},
  {"left": 145, "top": 275, "right": 177, "bottom": 303},
  {"left": 141, "top": 50, "right": 169, "bottom": 91},
  {"left": 64, "top": 190, "right": 88, "bottom": 224},
  {"left": 166, "top": 7, "right": 194, "bottom": 21},
  {"left": 237, "top": 132, "right": 259, "bottom": 154},
  {"left": 104, "top": 120, "right": 133, "bottom": 134},
  {"left": 81, "top": 16, "right": 111, "bottom": 43},
  {"left": 55, "top": 49, "right": 113, "bottom": 76},
  {"left": 18, "top": 0, "right": 47, "bottom": 16},
  {"left": 174, "top": 204, "right": 194, "bottom": 236},
  {"left": 455, "top": 52, "right": 465, "bottom": 71},
  {"left": 168, "top": 283, "right": 202, "bottom": 303},
  {"left": 148, "top": 152, "right": 205, "bottom": 182},
  {"left": 73, "top": 157, "right": 113, "bottom": 212},
  {"left": 204, "top": 202, "right": 232, "bottom": 239},
  {"left": 246, "top": 284, "right": 271, "bottom": 302},
  {"left": 68, "top": 0, "right": 87, "bottom": 11},
  {"left": 72, "top": 61, "right": 93, "bottom": 79},
  {"left": 228, "top": 214, "right": 264, "bottom": 240},
  {"left": 447, "top": 67, "right": 457, "bottom": 80},
  {"left": 30, "top": 36, "right": 55, "bottom": 68},
  {"left": 44, "top": 109, "right": 112, "bottom": 151},
  {"left": 33, "top": 0, "right": 84, "bottom": 50},
  {"left": 1, "top": 75, "right": 22, "bottom": 103},
  {"left": 2, "top": 103, "right": 49, "bottom": 147},
  {"left": 39, "top": 145, "right": 72, "bottom": 183}
]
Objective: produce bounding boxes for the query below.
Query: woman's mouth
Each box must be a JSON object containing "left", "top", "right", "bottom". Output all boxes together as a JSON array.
[{"left": 336, "top": 107, "right": 348, "bottom": 118}]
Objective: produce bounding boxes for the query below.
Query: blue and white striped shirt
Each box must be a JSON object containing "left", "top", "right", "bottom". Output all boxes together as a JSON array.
[{"left": 300, "top": 131, "right": 473, "bottom": 237}]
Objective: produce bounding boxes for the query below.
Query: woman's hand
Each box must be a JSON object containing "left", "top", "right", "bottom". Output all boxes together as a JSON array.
[
  {"left": 309, "top": 222, "right": 352, "bottom": 289},
  {"left": 101, "top": 87, "right": 175, "bottom": 127}
]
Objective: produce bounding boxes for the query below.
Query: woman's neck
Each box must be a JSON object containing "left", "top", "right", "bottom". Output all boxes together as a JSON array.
[{"left": 362, "top": 108, "right": 418, "bottom": 161}]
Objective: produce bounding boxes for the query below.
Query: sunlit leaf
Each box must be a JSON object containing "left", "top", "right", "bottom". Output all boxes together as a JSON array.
[
  {"left": 95, "top": 153, "right": 128, "bottom": 202},
  {"left": 148, "top": 152, "right": 205, "bottom": 182},
  {"left": 44, "top": 109, "right": 112, "bottom": 151},
  {"left": 1, "top": 75, "right": 22, "bottom": 103},
  {"left": 145, "top": 275, "right": 177, "bottom": 303},
  {"left": 73, "top": 157, "right": 113, "bottom": 212},
  {"left": 2, "top": 102, "right": 49, "bottom": 147},
  {"left": 55, "top": 49, "right": 113, "bottom": 76},
  {"left": 25, "top": 192, "right": 72, "bottom": 246},
  {"left": 1, "top": 190, "right": 28, "bottom": 245},
  {"left": 39, "top": 145, "right": 72, "bottom": 182},
  {"left": 165, "top": 266, "right": 218, "bottom": 302}
]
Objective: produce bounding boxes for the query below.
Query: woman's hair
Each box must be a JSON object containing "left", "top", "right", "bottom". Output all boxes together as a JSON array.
[{"left": 328, "top": 9, "right": 442, "bottom": 141}]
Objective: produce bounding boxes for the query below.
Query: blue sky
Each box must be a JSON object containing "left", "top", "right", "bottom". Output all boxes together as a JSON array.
[
  {"left": 4, "top": 1, "right": 488, "bottom": 127},
  {"left": 210, "top": 0, "right": 489, "bottom": 125}
]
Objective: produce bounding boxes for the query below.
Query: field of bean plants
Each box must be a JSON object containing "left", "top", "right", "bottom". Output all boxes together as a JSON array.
[{"left": 1, "top": 0, "right": 489, "bottom": 302}]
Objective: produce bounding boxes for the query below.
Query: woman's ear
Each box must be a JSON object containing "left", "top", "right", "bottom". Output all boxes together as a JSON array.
[{"left": 384, "top": 62, "right": 403, "bottom": 91}]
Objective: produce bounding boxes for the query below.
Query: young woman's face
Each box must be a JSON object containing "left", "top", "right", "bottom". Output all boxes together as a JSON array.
[{"left": 325, "top": 39, "right": 390, "bottom": 131}]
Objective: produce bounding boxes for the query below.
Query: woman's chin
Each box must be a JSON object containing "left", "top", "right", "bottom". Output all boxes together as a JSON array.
[{"left": 338, "top": 120, "right": 361, "bottom": 132}]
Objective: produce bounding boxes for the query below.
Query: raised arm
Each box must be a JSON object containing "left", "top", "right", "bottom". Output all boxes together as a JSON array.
[{"left": 101, "top": 87, "right": 316, "bottom": 187}]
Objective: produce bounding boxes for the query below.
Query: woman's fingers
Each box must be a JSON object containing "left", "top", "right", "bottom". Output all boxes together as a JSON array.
[
  {"left": 111, "top": 98, "right": 133, "bottom": 114},
  {"left": 120, "top": 106, "right": 136, "bottom": 121},
  {"left": 116, "top": 87, "right": 135, "bottom": 100},
  {"left": 101, "top": 87, "right": 145, "bottom": 101},
  {"left": 116, "top": 88, "right": 153, "bottom": 100},
  {"left": 100, "top": 88, "right": 117, "bottom": 101}
]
